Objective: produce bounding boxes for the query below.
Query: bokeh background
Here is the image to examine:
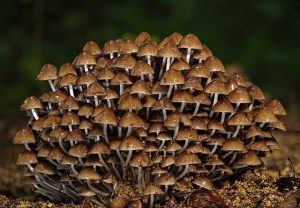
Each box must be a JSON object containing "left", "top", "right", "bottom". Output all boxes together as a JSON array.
[{"left": 0, "top": 0, "right": 299, "bottom": 201}]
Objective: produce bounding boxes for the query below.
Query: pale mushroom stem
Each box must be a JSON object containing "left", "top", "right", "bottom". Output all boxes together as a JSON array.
[
  {"left": 178, "top": 140, "right": 189, "bottom": 154},
  {"left": 162, "top": 109, "right": 167, "bottom": 120},
  {"left": 212, "top": 171, "right": 225, "bottom": 181},
  {"left": 124, "top": 150, "right": 133, "bottom": 168},
  {"left": 48, "top": 80, "right": 56, "bottom": 92},
  {"left": 146, "top": 107, "right": 150, "bottom": 120},
  {"left": 84, "top": 65, "right": 89, "bottom": 72},
  {"left": 149, "top": 194, "right": 155, "bottom": 208},
  {"left": 48, "top": 159, "right": 66, "bottom": 169},
  {"left": 179, "top": 102, "right": 186, "bottom": 113},
  {"left": 164, "top": 185, "right": 169, "bottom": 193},
  {"left": 120, "top": 84, "right": 124, "bottom": 95},
  {"left": 229, "top": 152, "right": 238, "bottom": 164},
  {"left": 31, "top": 109, "right": 39, "bottom": 120},
  {"left": 210, "top": 165, "right": 216, "bottom": 172},
  {"left": 210, "top": 129, "right": 216, "bottom": 136},
  {"left": 221, "top": 112, "right": 226, "bottom": 124},
  {"left": 87, "top": 180, "right": 109, "bottom": 197},
  {"left": 166, "top": 57, "right": 171, "bottom": 71},
  {"left": 70, "top": 164, "right": 79, "bottom": 175},
  {"left": 212, "top": 93, "right": 219, "bottom": 106},
  {"left": 147, "top": 55, "right": 151, "bottom": 66},
  {"left": 103, "top": 124, "right": 109, "bottom": 143},
  {"left": 69, "top": 85, "right": 74, "bottom": 97},
  {"left": 68, "top": 125, "right": 73, "bottom": 132},
  {"left": 159, "top": 57, "right": 167, "bottom": 79},
  {"left": 192, "top": 103, "right": 200, "bottom": 116},
  {"left": 137, "top": 167, "right": 143, "bottom": 193},
  {"left": 112, "top": 164, "right": 121, "bottom": 180},
  {"left": 186, "top": 48, "right": 192, "bottom": 63},
  {"left": 210, "top": 144, "right": 218, "bottom": 155},
  {"left": 222, "top": 150, "right": 234, "bottom": 159},
  {"left": 94, "top": 95, "right": 99, "bottom": 106},
  {"left": 47, "top": 103, "right": 52, "bottom": 110},
  {"left": 246, "top": 137, "right": 255, "bottom": 148},
  {"left": 173, "top": 125, "right": 179, "bottom": 138},
  {"left": 158, "top": 140, "right": 166, "bottom": 150},
  {"left": 235, "top": 103, "right": 241, "bottom": 111},
  {"left": 249, "top": 101, "right": 254, "bottom": 111},
  {"left": 167, "top": 85, "right": 173, "bottom": 98},
  {"left": 78, "top": 157, "right": 84, "bottom": 166},
  {"left": 126, "top": 126, "right": 132, "bottom": 136},
  {"left": 59, "top": 138, "right": 68, "bottom": 154},
  {"left": 97, "top": 153, "right": 110, "bottom": 171},
  {"left": 24, "top": 143, "right": 31, "bottom": 150},
  {"left": 118, "top": 127, "right": 122, "bottom": 138},
  {"left": 176, "top": 164, "right": 189, "bottom": 180},
  {"left": 110, "top": 53, "right": 113, "bottom": 59},
  {"left": 259, "top": 122, "right": 265, "bottom": 128},
  {"left": 232, "top": 125, "right": 241, "bottom": 137}
]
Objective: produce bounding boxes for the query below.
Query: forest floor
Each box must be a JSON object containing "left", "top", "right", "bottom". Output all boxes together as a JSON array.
[{"left": 0, "top": 120, "right": 299, "bottom": 208}]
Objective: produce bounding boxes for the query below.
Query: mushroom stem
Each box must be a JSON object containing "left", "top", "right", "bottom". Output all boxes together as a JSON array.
[
  {"left": 212, "top": 171, "right": 225, "bottom": 181},
  {"left": 229, "top": 152, "right": 238, "bottom": 164},
  {"left": 112, "top": 164, "right": 121, "bottom": 180},
  {"left": 178, "top": 140, "right": 189, "bottom": 154},
  {"left": 210, "top": 165, "right": 216, "bottom": 172},
  {"left": 162, "top": 109, "right": 167, "bottom": 120},
  {"left": 58, "top": 139, "right": 68, "bottom": 154},
  {"left": 87, "top": 180, "right": 109, "bottom": 197},
  {"left": 210, "top": 144, "right": 218, "bottom": 155},
  {"left": 149, "top": 194, "right": 155, "bottom": 208},
  {"left": 246, "top": 137, "right": 255, "bottom": 148},
  {"left": 98, "top": 153, "right": 110, "bottom": 172},
  {"left": 167, "top": 85, "right": 173, "bottom": 98},
  {"left": 78, "top": 157, "right": 85, "bottom": 166},
  {"left": 166, "top": 57, "right": 171, "bottom": 71},
  {"left": 221, "top": 112, "right": 226, "bottom": 124},
  {"left": 192, "top": 103, "right": 200, "bottom": 116},
  {"left": 186, "top": 48, "right": 192, "bottom": 63},
  {"left": 31, "top": 109, "right": 39, "bottom": 120},
  {"left": 176, "top": 165, "right": 189, "bottom": 180},
  {"left": 232, "top": 125, "right": 241, "bottom": 137},
  {"left": 118, "top": 127, "right": 122, "bottom": 138},
  {"left": 137, "top": 167, "right": 143, "bottom": 193},
  {"left": 235, "top": 103, "right": 241, "bottom": 111},
  {"left": 159, "top": 57, "right": 167, "bottom": 79},
  {"left": 126, "top": 126, "right": 132, "bottom": 136},
  {"left": 70, "top": 164, "right": 79, "bottom": 175},
  {"left": 146, "top": 107, "right": 150, "bottom": 120},
  {"left": 84, "top": 65, "right": 89, "bottom": 72},
  {"left": 222, "top": 150, "right": 234, "bottom": 159},
  {"left": 179, "top": 102, "right": 186, "bottom": 113},
  {"left": 24, "top": 143, "right": 31, "bottom": 150},
  {"left": 94, "top": 95, "right": 99, "bottom": 106},
  {"left": 68, "top": 125, "right": 73, "bottom": 132},
  {"left": 173, "top": 125, "right": 179, "bottom": 138},
  {"left": 259, "top": 122, "right": 265, "bottom": 128},
  {"left": 69, "top": 85, "right": 74, "bottom": 97},
  {"left": 103, "top": 124, "right": 109, "bottom": 143},
  {"left": 120, "top": 84, "right": 124, "bottom": 95},
  {"left": 124, "top": 150, "right": 133, "bottom": 169},
  {"left": 48, "top": 80, "right": 56, "bottom": 92},
  {"left": 147, "top": 55, "right": 151, "bottom": 66},
  {"left": 158, "top": 140, "right": 166, "bottom": 150}
]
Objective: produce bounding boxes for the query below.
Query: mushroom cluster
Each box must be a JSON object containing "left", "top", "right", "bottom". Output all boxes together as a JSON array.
[{"left": 14, "top": 32, "right": 286, "bottom": 207}]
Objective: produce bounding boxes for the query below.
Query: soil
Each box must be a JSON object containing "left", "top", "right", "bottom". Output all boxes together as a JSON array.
[{"left": 0, "top": 124, "right": 299, "bottom": 208}]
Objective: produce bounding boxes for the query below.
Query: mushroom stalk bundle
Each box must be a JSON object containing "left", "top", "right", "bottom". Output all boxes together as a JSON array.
[{"left": 14, "top": 32, "right": 287, "bottom": 207}]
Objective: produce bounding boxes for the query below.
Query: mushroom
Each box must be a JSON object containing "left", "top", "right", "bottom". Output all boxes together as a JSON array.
[
  {"left": 13, "top": 127, "right": 36, "bottom": 150},
  {"left": 175, "top": 152, "right": 201, "bottom": 179},
  {"left": 192, "top": 176, "right": 214, "bottom": 190},
  {"left": 228, "top": 112, "right": 252, "bottom": 138},
  {"left": 75, "top": 52, "right": 96, "bottom": 73},
  {"left": 94, "top": 108, "right": 117, "bottom": 143},
  {"left": 160, "top": 69, "right": 185, "bottom": 98},
  {"left": 36, "top": 63, "right": 58, "bottom": 92},
  {"left": 20, "top": 96, "right": 43, "bottom": 120},
  {"left": 68, "top": 143, "right": 88, "bottom": 166},
  {"left": 157, "top": 172, "right": 176, "bottom": 192},
  {"left": 171, "top": 90, "right": 194, "bottom": 112},
  {"left": 179, "top": 34, "right": 203, "bottom": 63},
  {"left": 143, "top": 184, "right": 164, "bottom": 208},
  {"left": 82, "top": 41, "right": 102, "bottom": 57},
  {"left": 88, "top": 141, "right": 111, "bottom": 172}
]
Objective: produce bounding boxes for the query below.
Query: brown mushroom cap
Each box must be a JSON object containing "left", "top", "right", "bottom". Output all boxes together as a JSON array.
[
  {"left": 75, "top": 52, "right": 97, "bottom": 66},
  {"left": 161, "top": 69, "right": 185, "bottom": 85},
  {"left": 203, "top": 56, "right": 226, "bottom": 73},
  {"left": 158, "top": 42, "right": 182, "bottom": 58},
  {"left": 118, "top": 94, "right": 143, "bottom": 111},
  {"left": 58, "top": 63, "right": 77, "bottom": 77},
  {"left": 94, "top": 108, "right": 118, "bottom": 126},
  {"left": 254, "top": 107, "right": 279, "bottom": 123},
  {"left": 34, "top": 161, "right": 56, "bottom": 175},
  {"left": 119, "top": 112, "right": 147, "bottom": 129},
  {"left": 16, "top": 150, "right": 38, "bottom": 165},
  {"left": 77, "top": 167, "right": 101, "bottom": 181},
  {"left": 212, "top": 100, "right": 234, "bottom": 113},
  {"left": 20, "top": 96, "right": 43, "bottom": 111},
  {"left": 228, "top": 87, "right": 251, "bottom": 104},
  {"left": 228, "top": 112, "right": 252, "bottom": 126},
  {"left": 188, "top": 64, "right": 210, "bottom": 78},
  {"left": 144, "top": 184, "right": 164, "bottom": 196},
  {"left": 157, "top": 173, "right": 176, "bottom": 186},
  {"left": 234, "top": 151, "right": 262, "bottom": 166},
  {"left": 205, "top": 80, "right": 228, "bottom": 95},
  {"left": 129, "top": 152, "right": 152, "bottom": 168},
  {"left": 14, "top": 127, "right": 36, "bottom": 144},
  {"left": 89, "top": 141, "right": 111, "bottom": 154},
  {"left": 36, "top": 63, "right": 58, "bottom": 81},
  {"left": 68, "top": 143, "right": 88, "bottom": 158},
  {"left": 266, "top": 100, "right": 287, "bottom": 116},
  {"left": 222, "top": 139, "right": 246, "bottom": 152},
  {"left": 175, "top": 152, "right": 201, "bottom": 166},
  {"left": 192, "top": 176, "right": 214, "bottom": 190},
  {"left": 119, "top": 135, "right": 144, "bottom": 151},
  {"left": 59, "top": 96, "right": 79, "bottom": 111},
  {"left": 179, "top": 34, "right": 202, "bottom": 50},
  {"left": 83, "top": 41, "right": 102, "bottom": 56}
]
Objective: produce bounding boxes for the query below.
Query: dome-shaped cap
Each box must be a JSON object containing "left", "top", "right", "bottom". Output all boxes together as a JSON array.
[
  {"left": 179, "top": 34, "right": 202, "bottom": 50},
  {"left": 13, "top": 127, "right": 36, "bottom": 144},
  {"left": 228, "top": 87, "right": 251, "bottom": 104},
  {"left": 129, "top": 152, "right": 152, "bottom": 167},
  {"left": 266, "top": 100, "right": 286, "bottom": 116},
  {"left": 59, "top": 74, "right": 78, "bottom": 87},
  {"left": 77, "top": 167, "right": 102, "bottom": 181},
  {"left": 89, "top": 141, "right": 111, "bottom": 154},
  {"left": 192, "top": 176, "right": 214, "bottom": 190},
  {"left": 137, "top": 43, "right": 158, "bottom": 57},
  {"left": 16, "top": 150, "right": 38, "bottom": 165},
  {"left": 160, "top": 69, "right": 185, "bottom": 85},
  {"left": 228, "top": 112, "right": 252, "bottom": 126},
  {"left": 58, "top": 63, "right": 77, "bottom": 77},
  {"left": 83, "top": 41, "right": 101, "bottom": 56},
  {"left": 144, "top": 184, "right": 164, "bottom": 196},
  {"left": 75, "top": 52, "right": 96, "bottom": 66},
  {"left": 175, "top": 152, "right": 201, "bottom": 166},
  {"left": 119, "top": 112, "right": 148, "bottom": 129},
  {"left": 157, "top": 173, "right": 176, "bottom": 186},
  {"left": 94, "top": 108, "right": 117, "bottom": 125},
  {"left": 119, "top": 135, "right": 144, "bottom": 151},
  {"left": 203, "top": 56, "right": 225, "bottom": 73},
  {"left": 34, "top": 161, "right": 56, "bottom": 175},
  {"left": 254, "top": 107, "right": 279, "bottom": 123},
  {"left": 36, "top": 63, "right": 58, "bottom": 81},
  {"left": 158, "top": 42, "right": 182, "bottom": 58},
  {"left": 68, "top": 143, "right": 88, "bottom": 158},
  {"left": 205, "top": 79, "right": 228, "bottom": 95},
  {"left": 234, "top": 151, "right": 262, "bottom": 166},
  {"left": 222, "top": 139, "right": 246, "bottom": 152},
  {"left": 20, "top": 96, "right": 43, "bottom": 111}
]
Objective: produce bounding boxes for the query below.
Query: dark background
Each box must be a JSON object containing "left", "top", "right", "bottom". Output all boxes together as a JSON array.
[{"left": 0, "top": 0, "right": 300, "bottom": 127}]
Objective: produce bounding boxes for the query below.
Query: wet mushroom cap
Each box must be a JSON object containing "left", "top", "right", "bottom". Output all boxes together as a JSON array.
[{"left": 13, "top": 127, "right": 36, "bottom": 144}]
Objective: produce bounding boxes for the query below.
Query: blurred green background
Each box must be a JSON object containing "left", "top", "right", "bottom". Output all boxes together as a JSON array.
[{"left": 0, "top": 0, "right": 300, "bottom": 122}]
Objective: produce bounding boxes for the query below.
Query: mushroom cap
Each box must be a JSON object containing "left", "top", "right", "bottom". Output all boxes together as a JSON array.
[
  {"left": 192, "top": 45, "right": 213, "bottom": 61},
  {"left": 266, "top": 100, "right": 287, "bottom": 116},
  {"left": 171, "top": 58, "right": 190, "bottom": 71},
  {"left": 48, "top": 90, "right": 68, "bottom": 104},
  {"left": 119, "top": 112, "right": 147, "bottom": 129},
  {"left": 84, "top": 82, "right": 106, "bottom": 97},
  {"left": 43, "top": 115, "right": 61, "bottom": 128},
  {"left": 61, "top": 155, "right": 80, "bottom": 165},
  {"left": 36, "top": 63, "right": 58, "bottom": 81},
  {"left": 249, "top": 142, "right": 270, "bottom": 152},
  {"left": 32, "top": 118, "right": 45, "bottom": 132},
  {"left": 193, "top": 176, "right": 214, "bottom": 190},
  {"left": 119, "top": 135, "right": 144, "bottom": 151},
  {"left": 230, "top": 73, "right": 251, "bottom": 88},
  {"left": 205, "top": 80, "right": 228, "bottom": 95},
  {"left": 129, "top": 152, "right": 152, "bottom": 168},
  {"left": 222, "top": 139, "right": 247, "bottom": 152},
  {"left": 59, "top": 96, "right": 79, "bottom": 111},
  {"left": 254, "top": 107, "right": 279, "bottom": 123},
  {"left": 135, "top": 32, "right": 152, "bottom": 46},
  {"left": 77, "top": 72, "right": 97, "bottom": 86},
  {"left": 152, "top": 98, "right": 175, "bottom": 111},
  {"left": 88, "top": 141, "right": 111, "bottom": 154},
  {"left": 83, "top": 41, "right": 102, "bottom": 56},
  {"left": 79, "top": 189, "right": 96, "bottom": 197},
  {"left": 212, "top": 100, "right": 234, "bottom": 113},
  {"left": 188, "top": 64, "right": 210, "bottom": 78},
  {"left": 59, "top": 74, "right": 78, "bottom": 88},
  {"left": 68, "top": 143, "right": 88, "bottom": 158},
  {"left": 137, "top": 43, "right": 158, "bottom": 57},
  {"left": 16, "top": 150, "right": 38, "bottom": 165},
  {"left": 205, "top": 154, "right": 224, "bottom": 166},
  {"left": 34, "top": 162, "right": 56, "bottom": 175},
  {"left": 175, "top": 152, "right": 201, "bottom": 166},
  {"left": 183, "top": 76, "right": 203, "bottom": 91},
  {"left": 228, "top": 87, "right": 251, "bottom": 104},
  {"left": 94, "top": 108, "right": 117, "bottom": 125},
  {"left": 234, "top": 151, "right": 262, "bottom": 166},
  {"left": 207, "top": 120, "right": 225, "bottom": 132},
  {"left": 158, "top": 42, "right": 182, "bottom": 58},
  {"left": 179, "top": 34, "right": 202, "bottom": 50},
  {"left": 61, "top": 112, "right": 80, "bottom": 126},
  {"left": 144, "top": 184, "right": 164, "bottom": 196},
  {"left": 75, "top": 52, "right": 97, "bottom": 66},
  {"left": 228, "top": 112, "right": 252, "bottom": 126},
  {"left": 203, "top": 56, "right": 226, "bottom": 73},
  {"left": 119, "top": 94, "right": 142, "bottom": 111},
  {"left": 48, "top": 147, "right": 64, "bottom": 161},
  {"left": 193, "top": 92, "right": 211, "bottom": 105},
  {"left": 97, "top": 68, "right": 115, "bottom": 80},
  {"left": 58, "top": 63, "right": 77, "bottom": 77},
  {"left": 160, "top": 69, "right": 185, "bottom": 85},
  {"left": 161, "top": 154, "right": 175, "bottom": 168},
  {"left": 20, "top": 96, "right": 43, "bottom": 111},
  {"left": 131, "top": 61, "right": 155, "bottom": 77},
  {"left": 114, "top": 55, "right": 137, "bottom": 69},
  {"left": 157, "top": 173, "right": 176, "bottom": 186},
  {"left": 13, "top": 127, "right": 36, "bottom": 144},
  {"left": 65, "top": 129, "right": 84, "bottom": 142},
  {"left": 119, "top": 39, "right": 138, "bottom": 54},
  {"left": 246, "top": 126, "right": 265, "bottom": 138},
  {"left": 78, "top": 104, "right": 94, "bottom": 117},
  {"left": 176, "top": 129, "right": 198, "bottom": 141},
  {"left": 111, "top": 72, "right": 133, "bottom": 86},
  {"left": 77, "top": 167, "right": 102, "bottom": 181},
  {"left": 103, "top": 40, "right": 119, "bottom": 54},
  {"left": 85, "top": 156, "right": 104, "bottom": 167},
  {"left": 248, "top": 85, "right": 265, "bottom": 101},
  {"left": 37, "top": 142, "right": 52, "bottom": 158},
  {"left": 171, "top": 91, "right": 194, "bottom": 103},
  {"left": 130, "top": 80, "right": 152, "bottom": 95}
]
